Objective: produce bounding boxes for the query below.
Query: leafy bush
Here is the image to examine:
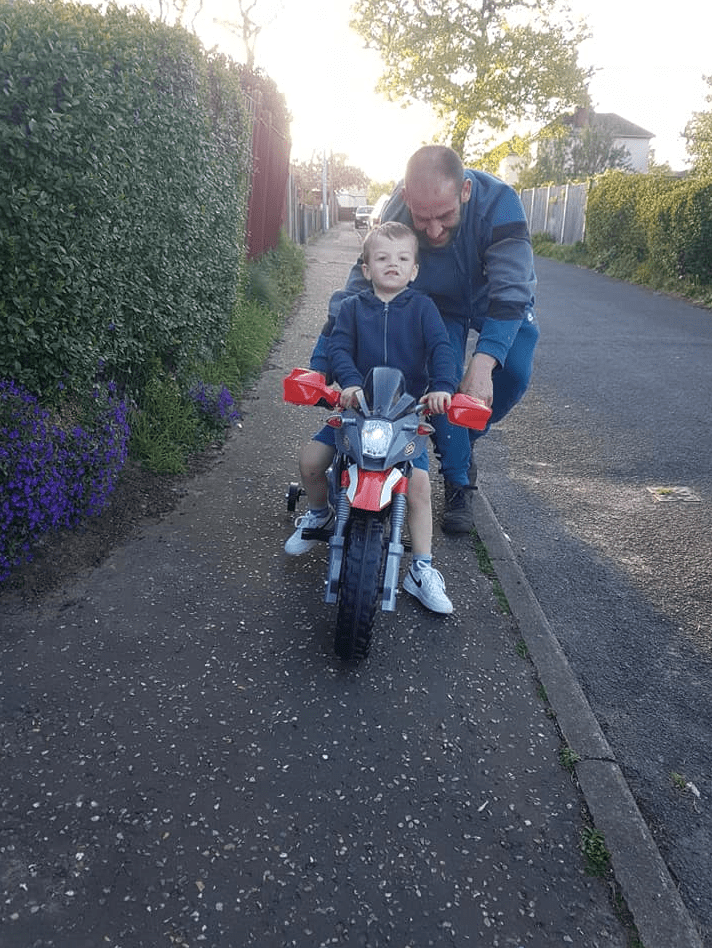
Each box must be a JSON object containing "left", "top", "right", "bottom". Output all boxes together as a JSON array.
[
  {"left": 0, "top": 0, "right": 252, "bottom": 400},
  {"left": 0, "top": 1, "right": 305, "bottom": 581},
  {"left": 0, "top": 379, "right": 130, "bottom": 580},
  {"left": 644, "top": 178, "right": 712, "bottom": 283},
  {"left": 585, "top": 171, "right": 712, "bottom": 286},
  {"left": 586, "top": 172, "right": 653, "bottom": 277},
  {"left": 127, "top": 233, "right": 305, "bottom": 474}
]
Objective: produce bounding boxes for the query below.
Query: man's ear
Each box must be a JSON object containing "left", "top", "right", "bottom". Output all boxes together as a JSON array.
[{"left": 461, "top": 178, "right": 472, "bottom": 204}]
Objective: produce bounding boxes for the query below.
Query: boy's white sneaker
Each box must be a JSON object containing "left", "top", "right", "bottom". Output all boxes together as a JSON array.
[
  {"left": 284, "top": 508, "right": 335, "bottom": 555},
  {"left": 403, "top": 565, "right": 453, "bottom": 614}
]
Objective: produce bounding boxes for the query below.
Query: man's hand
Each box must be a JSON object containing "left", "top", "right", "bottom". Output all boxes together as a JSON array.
[
  {"left": 339, "top": 385, "right": 362, "bottom": 409},
  {"left": 460, "top": 352, "right": 497, "bottom": 407},
  {"left": 420, "top": 391, "right": 452, "bottom": 415}
]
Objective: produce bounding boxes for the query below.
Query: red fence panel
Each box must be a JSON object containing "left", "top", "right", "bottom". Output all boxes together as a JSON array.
[{"left": 246, "top": 95, "right": 291, "bottom": 259}]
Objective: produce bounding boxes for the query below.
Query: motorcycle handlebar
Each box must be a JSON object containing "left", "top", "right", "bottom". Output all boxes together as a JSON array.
[{"left": 283, "top": 369, "right": 492, "bottom": 431}]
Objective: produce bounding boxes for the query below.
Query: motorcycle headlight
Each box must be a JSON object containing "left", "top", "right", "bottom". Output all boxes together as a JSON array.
[{"left": 361, "top": 419, "right": 393, "bottom": 458}]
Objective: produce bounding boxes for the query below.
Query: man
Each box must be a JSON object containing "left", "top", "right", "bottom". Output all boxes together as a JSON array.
[{"left": 311, "top": 145, "right": 539, "bottom": 534}]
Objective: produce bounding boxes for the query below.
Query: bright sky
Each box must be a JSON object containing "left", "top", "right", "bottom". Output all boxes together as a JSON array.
[{"left": 198, "top": 0, "right": 709, "bottom": 181}]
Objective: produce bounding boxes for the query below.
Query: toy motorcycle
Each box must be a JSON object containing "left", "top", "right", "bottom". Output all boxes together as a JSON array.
[{"left": 283, "top": 366, "right": 491, "bottom": 661}]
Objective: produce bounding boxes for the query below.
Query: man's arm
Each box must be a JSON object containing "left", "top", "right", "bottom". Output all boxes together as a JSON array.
[{"left": 309, "top": 262, "right": 371, "bottom": 374}]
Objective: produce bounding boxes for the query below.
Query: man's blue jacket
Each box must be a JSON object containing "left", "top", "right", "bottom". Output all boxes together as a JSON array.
[
  {"left": 328, "top": 287, "right": 457, "bottom": 400},
  {"left": 312, "top": 169, "right": 536, "bottom": 374}
]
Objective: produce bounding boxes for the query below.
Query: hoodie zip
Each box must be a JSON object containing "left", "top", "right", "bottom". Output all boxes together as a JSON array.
[{"left": 382, "top": 300, "right": 389, "bottom": 364}]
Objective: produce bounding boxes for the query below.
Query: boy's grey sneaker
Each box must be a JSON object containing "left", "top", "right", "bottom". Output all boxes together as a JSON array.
[
  {"left": 284, "top": 508, "right": 335, "bottom": 555},
  {"left": 441, "top": 482, "right": 476, "bottom": 534},
  {"left": 403, "top": 565, "right": 453, "bottom": 614}
]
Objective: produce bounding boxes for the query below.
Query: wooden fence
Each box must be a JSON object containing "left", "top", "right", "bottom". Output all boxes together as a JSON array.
[
  {"left": 245, "top": 93, "right": 291, "bottom": 259},
  {"left": 245, "top": 91, "right": 339, "bottom": 254},
  {"left": 520, "top": 182, "right": 589, "bottom": 245}
]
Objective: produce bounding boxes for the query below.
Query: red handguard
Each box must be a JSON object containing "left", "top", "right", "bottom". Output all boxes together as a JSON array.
[
  {"left": 283, "top": 368, "right": 340, "bottom": 409},
  {"left": 446, "top": 393, "right": 492, "bottom": 431}
]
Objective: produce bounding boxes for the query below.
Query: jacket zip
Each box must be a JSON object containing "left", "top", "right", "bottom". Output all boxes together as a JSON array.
[{"left": 382, "top": 301, "right": 389, "bottom": 364}]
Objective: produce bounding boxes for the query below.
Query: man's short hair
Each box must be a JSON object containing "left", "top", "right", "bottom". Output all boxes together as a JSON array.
[
  {"left": 362, "top": 221, "right": 419, "bottom": 264},
  {"left": 405, "top": 145, "right": 464, "bottom": 191}
]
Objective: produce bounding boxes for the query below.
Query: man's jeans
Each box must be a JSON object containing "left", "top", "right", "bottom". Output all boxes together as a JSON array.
[{"left": 431, "top": 313, "right": 540, "bottom": 486}]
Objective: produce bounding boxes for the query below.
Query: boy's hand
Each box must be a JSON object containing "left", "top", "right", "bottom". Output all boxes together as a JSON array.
[
  {"left": 420, "top": 391, "right": 452, "bottom": 415},
  {"left": 339, "top": 385, "right": 362, "bottom": 409}
]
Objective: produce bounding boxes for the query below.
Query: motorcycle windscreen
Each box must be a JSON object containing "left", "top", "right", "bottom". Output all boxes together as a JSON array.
[{"left": 363, "top": 367, "right": 409, "bottom": 415}]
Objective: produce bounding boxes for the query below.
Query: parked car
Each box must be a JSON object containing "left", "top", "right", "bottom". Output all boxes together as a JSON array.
[
  {"left": 368, "top": 193, "right": 390, "bottom": 229},
  {"left": 354, "top": 206, "right": 373, "bottom": 230}
]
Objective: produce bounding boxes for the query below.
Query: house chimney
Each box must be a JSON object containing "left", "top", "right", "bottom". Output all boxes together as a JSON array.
[{"left": 573, "top": 106, "right": 590, "bottom": 128}]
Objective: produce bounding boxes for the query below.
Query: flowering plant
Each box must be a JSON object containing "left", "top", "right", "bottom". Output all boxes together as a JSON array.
[
  {"left": 1, "top": 379, "right": 130, "bottom": 582},
  {"left": 186, "top": 381, "right": 242, "bottom": 434}
]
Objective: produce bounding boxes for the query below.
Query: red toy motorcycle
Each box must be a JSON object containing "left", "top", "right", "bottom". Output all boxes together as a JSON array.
[{"left": 284, "top": 366, "right": 491, "bottom": 660}]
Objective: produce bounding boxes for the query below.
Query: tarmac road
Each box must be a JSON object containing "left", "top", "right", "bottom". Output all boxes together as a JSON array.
[
  {"left": 0, "top": 225, "right": 705, "bottom": 947},
  {"left": 476, "top": 256, "right": 712, "bottom": 946}
]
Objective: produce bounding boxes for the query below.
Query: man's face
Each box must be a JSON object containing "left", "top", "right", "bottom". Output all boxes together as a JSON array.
[{"left": 403, "top": 175, "right": 471, "bottom": 248}]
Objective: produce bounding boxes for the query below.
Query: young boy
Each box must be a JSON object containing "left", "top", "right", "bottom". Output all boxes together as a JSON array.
[{"left": 285, "top": 222, "right": 458, "bottom": 614}]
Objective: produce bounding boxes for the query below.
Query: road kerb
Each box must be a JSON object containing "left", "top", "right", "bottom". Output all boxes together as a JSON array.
[{"left": 472, "top": 487, "right": 705, "bottom": 948}]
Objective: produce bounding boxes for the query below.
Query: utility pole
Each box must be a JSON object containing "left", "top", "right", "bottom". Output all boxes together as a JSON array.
[{"left": 321, "top": 150, "right": 328, "bottom": 232}]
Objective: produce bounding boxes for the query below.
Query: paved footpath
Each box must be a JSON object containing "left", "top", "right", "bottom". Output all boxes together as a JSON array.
[{"left": 0, "top": 224, "right": 703, "bottom": 947}]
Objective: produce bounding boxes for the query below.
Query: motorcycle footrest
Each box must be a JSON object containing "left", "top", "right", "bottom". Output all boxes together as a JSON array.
[
  {"left": 381, "top": 542, "right": 404, "bottom": 612},
  {"left": 302, "top": 526, "right": 334, "bottom": 542},
  {"left": 324, "top": 535, "right": 345, "bottom": 604}
]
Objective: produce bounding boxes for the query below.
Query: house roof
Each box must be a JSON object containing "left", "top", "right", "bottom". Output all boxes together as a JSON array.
[{"left": 562, "top": 108, "right": 654, "bottom": 140}]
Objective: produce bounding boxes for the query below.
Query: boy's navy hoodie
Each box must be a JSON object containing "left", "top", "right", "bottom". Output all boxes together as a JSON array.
[{"left": 327, "top": 286, "right": 457, "bottom": 400}]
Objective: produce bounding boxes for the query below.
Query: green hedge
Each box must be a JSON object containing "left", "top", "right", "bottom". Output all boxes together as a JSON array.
[
  {"left": 0, "top": 0, "right": 252, "bottom": 401},
  {"left": 645, "top": 178, "right": 712, "bottom": 284},
  {"left": 586, "top": 171, "right": 712, "bottom": 285}
]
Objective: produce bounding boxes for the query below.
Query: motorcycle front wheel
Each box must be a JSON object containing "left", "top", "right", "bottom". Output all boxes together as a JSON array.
[{"left": 334, "top": 515, "right": 385, "bottom": 661}]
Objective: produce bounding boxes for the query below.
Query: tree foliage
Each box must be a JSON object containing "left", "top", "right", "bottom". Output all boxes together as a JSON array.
[
  {"left": 367, "top": 180, "right": 396, "bottom": 204},
  {"left": 350, "top": 0, "right": 592, "bottom": 160},
  {"left": 684, "top": 75, "right": 712, "bottom": 177},
  {"left": 519, "top": 120, "right": 632, "bottom": 186},
  {"left": 291, "top": 153, "right": 369, "bottom": 202}
]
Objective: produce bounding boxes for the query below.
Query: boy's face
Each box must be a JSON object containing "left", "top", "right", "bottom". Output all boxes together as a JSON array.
[{"left": 362, "top": 235, "right": 419, "bottom": 296}]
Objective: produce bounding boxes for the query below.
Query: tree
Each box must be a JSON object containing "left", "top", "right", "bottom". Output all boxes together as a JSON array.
[
  {"left": 214, "top": 0, "right": 284, "bottom": 70},
  {"left": 367, "top": 180, "right": 396, "bottom": 204},
  {"left": 519, "top": 118, "right": 632, "bottom": 186},
  {"left": 684, "top": 75, "right": 712, "bottom": 177},
  {"left": 292, "top": 154, "right": 369, "bottom": 204},
  {"left": 350, "top": 0, "right": 592, "bottom": 161}
]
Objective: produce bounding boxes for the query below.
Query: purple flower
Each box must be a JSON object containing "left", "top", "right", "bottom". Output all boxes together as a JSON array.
[
  {"left": 1, "top": 378, "right": 130, "bottom": 582},
  {"left": 186, "top": 380, "right": 242, "bottom": 431}
]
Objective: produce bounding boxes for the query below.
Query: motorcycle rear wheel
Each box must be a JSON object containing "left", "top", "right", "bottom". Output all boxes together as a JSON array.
[{"left": 334, "top": 515, "right": 385, "bottom": 661}]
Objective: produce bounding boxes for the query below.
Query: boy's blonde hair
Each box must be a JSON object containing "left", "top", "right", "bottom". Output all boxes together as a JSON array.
[{"left": 362, "top": 221, "right": 419, "bottom": 265}]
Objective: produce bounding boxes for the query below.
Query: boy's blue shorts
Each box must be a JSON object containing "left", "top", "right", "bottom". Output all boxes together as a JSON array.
[{"left": 312, "top": 424, "right": 429, "bottom": 471}]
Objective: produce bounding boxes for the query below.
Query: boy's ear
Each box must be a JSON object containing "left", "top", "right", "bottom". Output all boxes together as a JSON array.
[
  {"left": 361, "top": 262, "right": 371, "bottom": 281},
  {"left": 410, "top": 263, "right": 419, "bottom": 282}
]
